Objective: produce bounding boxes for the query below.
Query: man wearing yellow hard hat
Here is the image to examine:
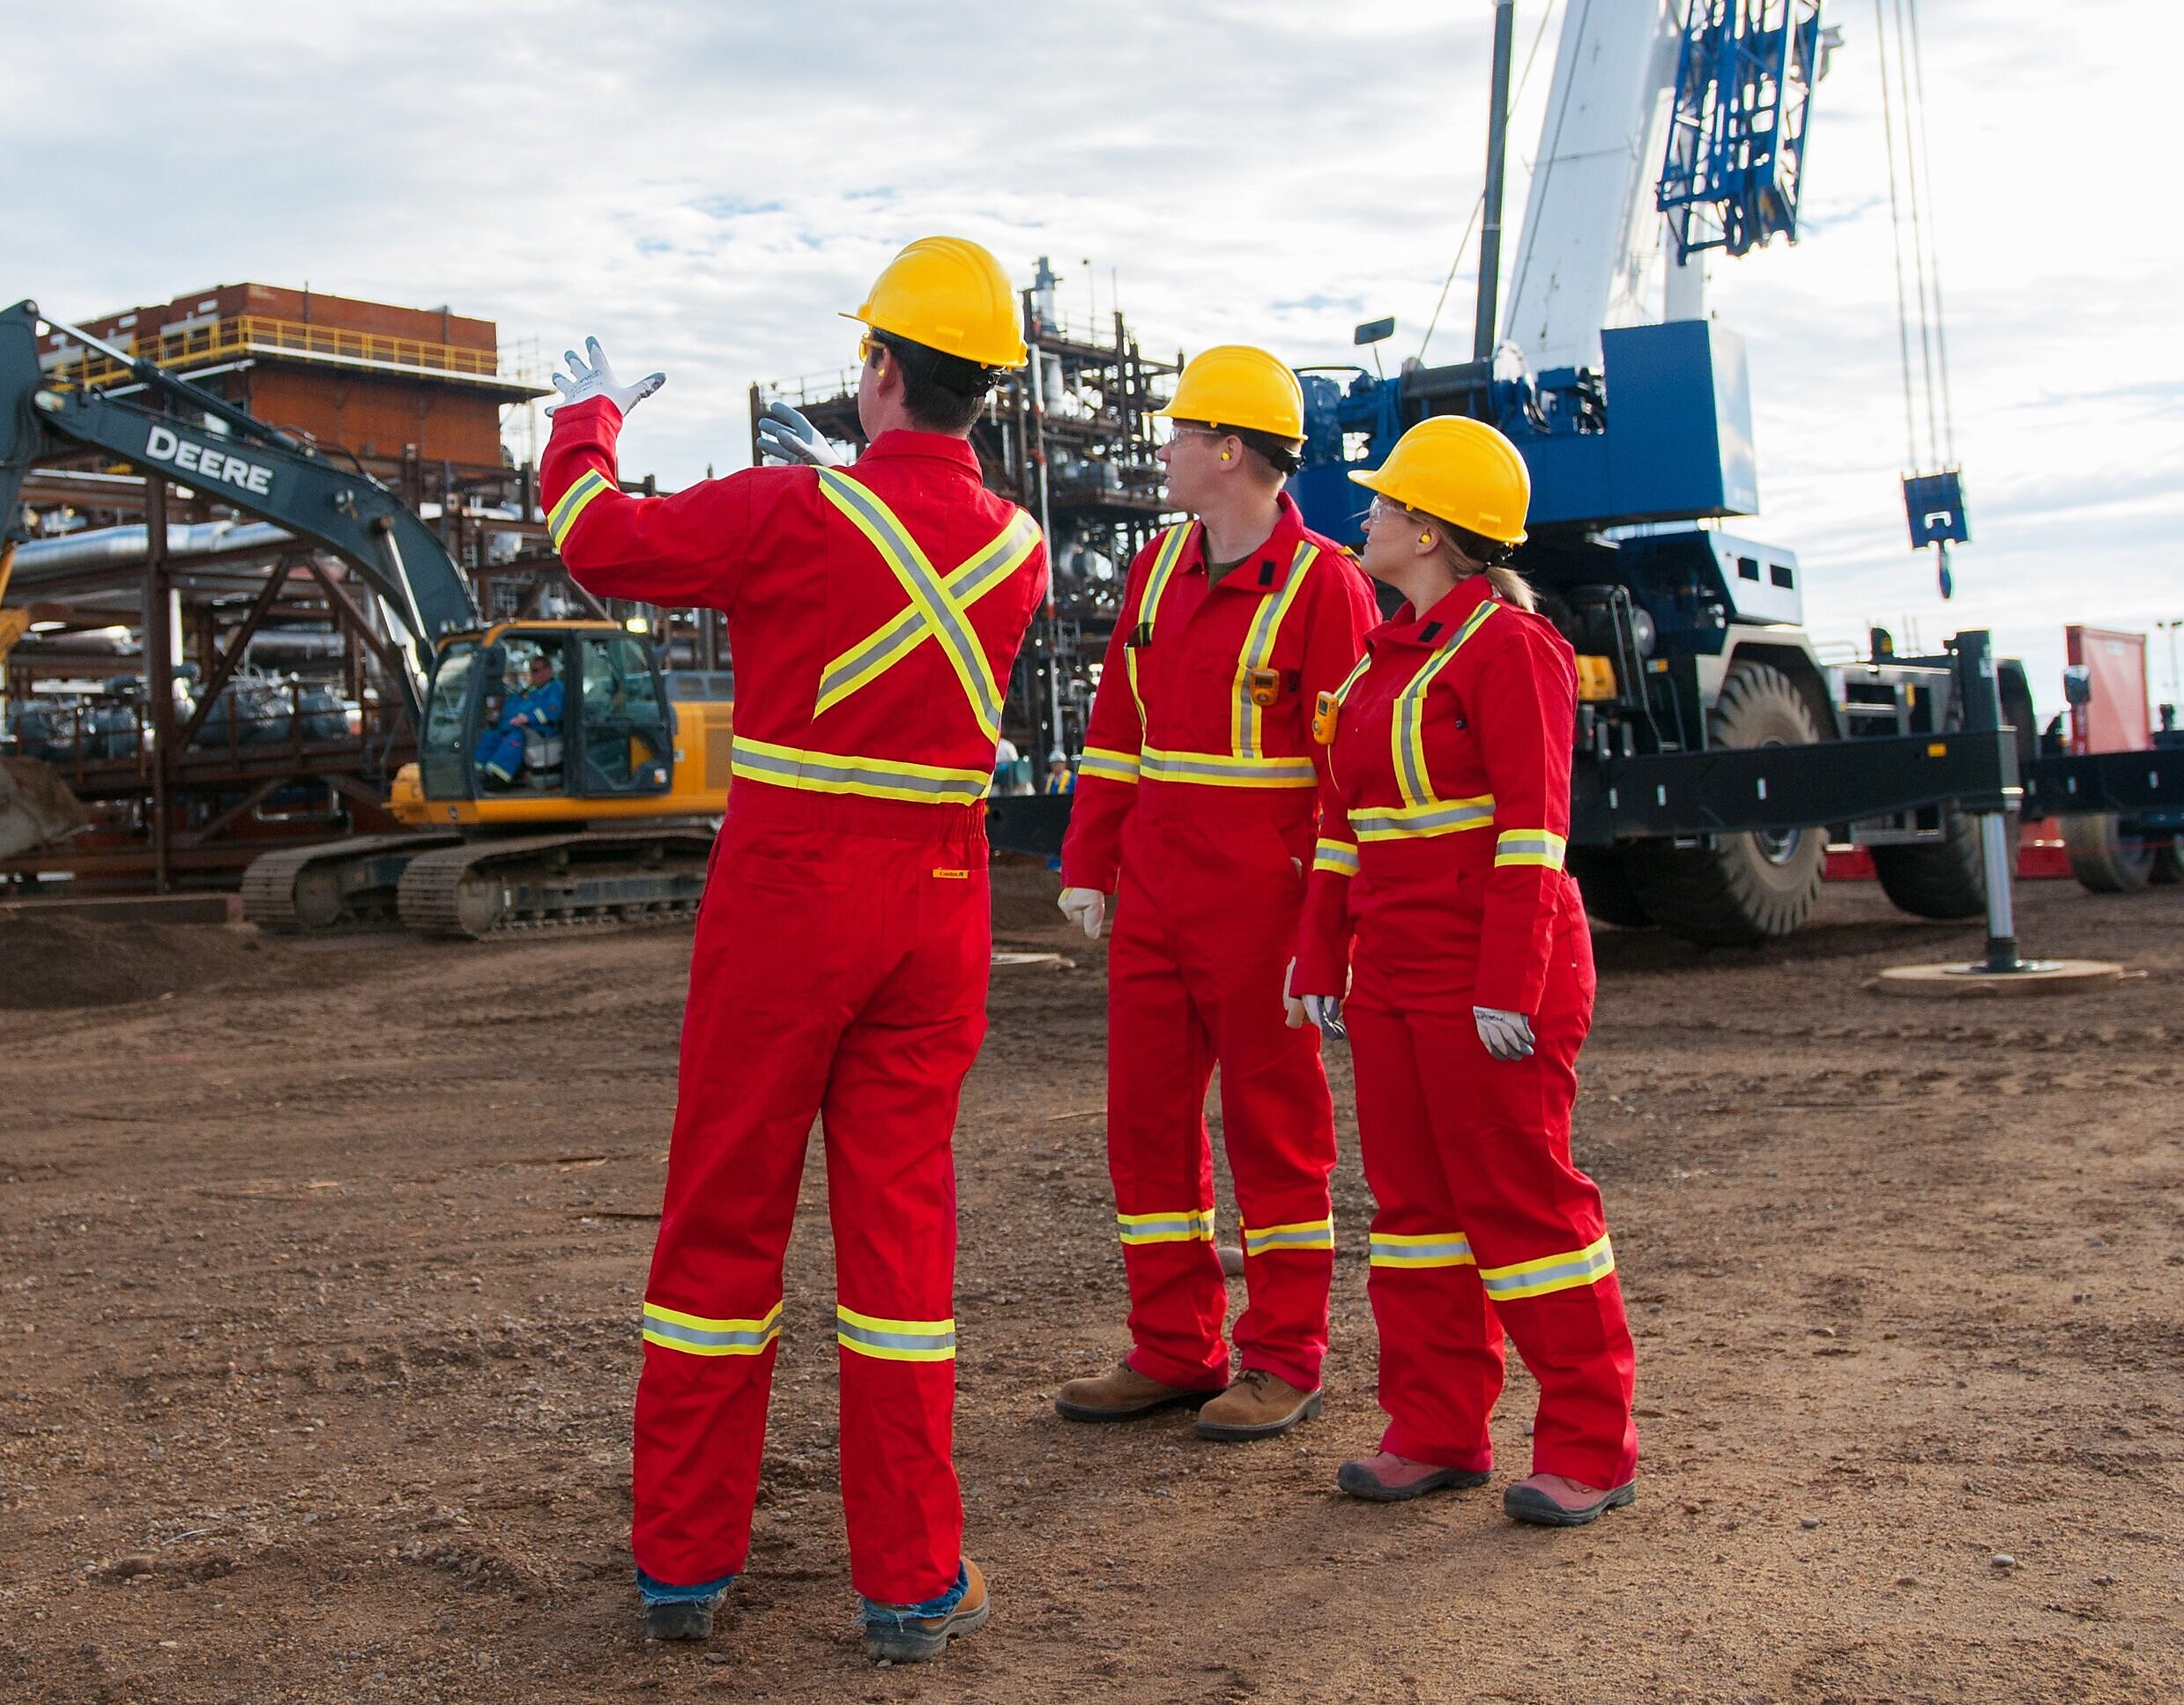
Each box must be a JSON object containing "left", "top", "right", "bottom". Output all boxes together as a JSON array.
[
  {"left": 539, "top": 236, "right": 1048, "bottom": 1660},
  {"left": 1290, "top": 416, "right": 1638, "bottom": 1525},
  {"left": 1053, "top": 346, "right": 1377, "bottom": 1441}
]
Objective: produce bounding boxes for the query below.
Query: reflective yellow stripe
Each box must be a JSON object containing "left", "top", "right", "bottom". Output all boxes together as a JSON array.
[
  {"left": 1331, "top": 651, "right": 1373, "bottom": 704},
  {"left": 1350, "top": 792, "right": 1497, "bottom": 841},
  {"left": 1393, "top": 600, "right": 1497, "bottom": 808},
  {"left": 815, "top": 468, "right": 1012, "bottom": 741},
  {"left": 1117, "top": 1206, "right": 1215, "bottom": 1245},
  {"left": 1232, "top": 542, "right": 1319, "bottom": 759},
  {"left": 1242, "top": 1218, "right": 1334, "bottom": 1256},
  {"left": 813, "top": 508, "right": 1041, "bottom": 723},
  {"left": 1125, "top": 524, "right": 1193, "bottom": 723},
  {"left": 836, "top": 1305, "right": 956, "bottom": 1363},
  {"left": 547, "top": 468, "right": 614, "bottom": 549},
  {"left": 1140, "top": 746, "right": 1316, "bottom": 789},
  {"left": 730, "top": 735, "right": 991, "bottom": 804},
  {"left": 642, "top": 1300, "right": 783, "bottom": 1357},
  {"left": 1494, "top": 828, "right": 1568, "bottom": 870},
  {"left": 1080, "top": 745, "right": 1141, "bottom": 785},
  {"left": 1478, "top": 1234, "right": 1616, "bottom": 1301},
  {"left": 1369, "top": 1231, "right": 1475, "bottom": 1269},
  {"left": 1313, "top": 837, "right": 1360, "bottom": 877}
]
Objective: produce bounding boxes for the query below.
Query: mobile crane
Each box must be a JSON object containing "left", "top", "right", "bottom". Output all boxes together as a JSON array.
[
  {"left": 0, "top": 299, "right": 731, "bottom": 937},
  {"left": 1283, "top": 0, "right": 2046, "bottom": 945}
]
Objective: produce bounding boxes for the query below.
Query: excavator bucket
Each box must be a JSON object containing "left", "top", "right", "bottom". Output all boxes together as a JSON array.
[{"left": 0, "top": 757, "right": 88, "bottom": 860}]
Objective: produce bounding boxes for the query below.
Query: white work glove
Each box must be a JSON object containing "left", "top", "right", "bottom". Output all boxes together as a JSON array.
[
  {"left": 1284, "top": 961, "right": 1346, "bottom": 1039},
  {"left": 1474, "top": 1005, "right": 1536, "bottom": 1061},
  {"left": 546, "top": 337, "right": 666, "bottom": 418},
  {"left": 754, "top": 400, "right": 845, "bottom": 468},
  {"left": 1058, "top": 886, "right": 1106, "bottom": 940}
]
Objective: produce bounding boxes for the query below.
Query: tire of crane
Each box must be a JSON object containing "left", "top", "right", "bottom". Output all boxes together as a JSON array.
[
  {"left": 2149, "top": 839, "right": 2181, "bottom": 886},
  {"left": 2061, "top": 812, "right": 2155, "bottom": 893},
  {"left": 1623, "top": 661, "right": 1829, "bottom": 945},
  {"left": 1869, "top": 805, "right": 2021, "bottom": 920},
  {"left": 1565, "top": 845, "right": 1654, "bottom": 930}
]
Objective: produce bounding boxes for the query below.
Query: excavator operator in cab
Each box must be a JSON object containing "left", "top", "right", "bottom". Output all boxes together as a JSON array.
[{"left": 476, "top": 651, "right": 564, "bottom": 787}]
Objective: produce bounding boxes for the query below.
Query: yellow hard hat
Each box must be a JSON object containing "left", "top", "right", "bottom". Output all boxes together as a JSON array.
[
  {"left": 1348, "top": 416, "right": 1530, "bottom": 545},
  {"left": 1157, "top": 345, "right": 1304, "bottom": 440},
  {"left": 843, "top": 236, "right": 1028, "bottom": 368}
]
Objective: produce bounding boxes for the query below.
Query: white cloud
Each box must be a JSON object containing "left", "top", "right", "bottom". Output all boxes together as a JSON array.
[{"left": 7, "top": 0, "right": 2179, "bottom": 715}]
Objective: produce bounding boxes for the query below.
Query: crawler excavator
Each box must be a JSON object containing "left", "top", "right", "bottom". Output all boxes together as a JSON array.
[{"left": 0, "top": 299, "right": 731, "bottom": 937}]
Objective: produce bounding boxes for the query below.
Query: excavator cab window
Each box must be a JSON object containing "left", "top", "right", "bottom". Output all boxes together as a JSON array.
[
  {"left": 572, "top": 632, "right": 672, "bottom": 797},
  {"left": 419, "top": 641, "right": 481, "bottom": 800}
]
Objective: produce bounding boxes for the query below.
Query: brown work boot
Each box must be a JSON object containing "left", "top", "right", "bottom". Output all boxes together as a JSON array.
[
  {"left": 861, "top": 1559, "right": 989, "bottom": 1663},
  {"left": 1055, "top": 1361, "right": 1222, "bottom": 1423},
  {"left": 1194, "top": 1368, "right": 1323, "bottom": 1442}
]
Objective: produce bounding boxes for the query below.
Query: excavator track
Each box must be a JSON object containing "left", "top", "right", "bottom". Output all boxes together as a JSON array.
[
  {"left": 396, "top": 827, "right": 716, "bottom": 939},
  {"left": 241, "top": 833, "right": 463, "bottom": 932}
]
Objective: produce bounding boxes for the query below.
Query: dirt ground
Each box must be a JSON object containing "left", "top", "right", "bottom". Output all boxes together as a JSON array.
[{"left": 2, "top": 870, "right": 2180, "bottom": 1704}]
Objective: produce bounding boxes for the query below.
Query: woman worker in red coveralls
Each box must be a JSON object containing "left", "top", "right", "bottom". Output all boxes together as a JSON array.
[{"left": 1290, "top": 416, "right": 1638, "bottom": 1526}]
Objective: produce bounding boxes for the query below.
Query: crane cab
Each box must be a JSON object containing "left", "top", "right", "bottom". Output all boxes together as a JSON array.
[{"left": 389, "top": 620, "right": 732, "bottom": 828}]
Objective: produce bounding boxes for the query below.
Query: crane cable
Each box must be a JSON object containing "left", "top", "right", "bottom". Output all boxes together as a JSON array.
[
  {"left": 1901, "top": 0, "right": 1957, "bottom": 463},
  {"left": 1419, "top": 0, "right": 1561, "bottom": 361},
  {"left": 1872, "top": 0, "right": 1922, "bottom": 473},
  {"left": 1875, "top": 0, "right": 1957, "bottom": 475}
]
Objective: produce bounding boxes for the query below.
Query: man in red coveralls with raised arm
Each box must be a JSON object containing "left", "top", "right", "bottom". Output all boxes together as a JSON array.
[
  {"left": 538, "top": 237, "right": 1045, "bottom": 1664},
  {"left": 1051, "top": 346, "right": 1376, "bottom": 1442}
]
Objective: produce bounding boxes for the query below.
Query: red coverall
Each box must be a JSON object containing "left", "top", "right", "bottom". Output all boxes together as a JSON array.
[
  {"left": 542, "top": 399, "right": 1047, "bottom": 1605},
  {"left": 1295, "top": 575, "right": 1638, "bottom": 1490},
  {"left": 1061, "top": 493, "right": 1375, "bottom": 1394}
]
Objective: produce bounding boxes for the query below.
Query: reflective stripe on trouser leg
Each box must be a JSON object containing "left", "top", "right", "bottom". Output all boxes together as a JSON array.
[
  {"left": 1347, "top": 1001, "right": 1502, "bottom": 1471},
  {"left": 1105, "top": 825, "right": 1229, "bottom": 1390},
  {"left": 1117, "top": 1206, "right": 1215, "bottom": 1245},
  {"left": 820, "top": 852, "right": 986, "bottom": 1607}
]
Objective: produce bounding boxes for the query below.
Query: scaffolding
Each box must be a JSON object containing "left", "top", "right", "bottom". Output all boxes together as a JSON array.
[{"left": 751, "top": 257, "right": 1180, "bottom": 763}]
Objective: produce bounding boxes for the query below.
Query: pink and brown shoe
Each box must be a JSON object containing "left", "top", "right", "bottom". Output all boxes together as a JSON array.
[
  {"left": 1502, "top": 1472, "right": 1636, "bottom": 1527},
  {"left": 1335, "top": 1451, "right": 1491, "bottom": 1503}
]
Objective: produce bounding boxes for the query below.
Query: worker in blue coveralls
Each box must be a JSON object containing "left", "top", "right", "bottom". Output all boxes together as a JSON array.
[{"left": 477, "top": 652, "right": 565, "bottom": 786}]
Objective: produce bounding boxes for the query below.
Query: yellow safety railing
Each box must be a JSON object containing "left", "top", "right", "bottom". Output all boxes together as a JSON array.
[{"left": 48, "top": 315, "right": 524, "bottom": 389}]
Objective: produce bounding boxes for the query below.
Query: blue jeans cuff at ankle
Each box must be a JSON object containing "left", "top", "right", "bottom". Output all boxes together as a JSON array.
[
  {"left": 859, "top": 1560, "right": 967, "bottom": 1626},
  {"left": 635, "top": 1566, "right": 738, "bottom": 1605}
]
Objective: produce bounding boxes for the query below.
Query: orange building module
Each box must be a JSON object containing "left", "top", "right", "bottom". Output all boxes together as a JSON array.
[{"left": 41, "top": 283, "right": 545, "bottom": 474}]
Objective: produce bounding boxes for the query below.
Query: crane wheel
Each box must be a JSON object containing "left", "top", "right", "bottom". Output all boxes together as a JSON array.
[
  {"left": 1870, "top": 806, "right": 2019, "bottom": 920},
  {"left": 1623, "top": 662, "right": 1828, "bottom": 945},
  {"left": 2061, "top": 813, "right": 2155, "bottom": 893}
]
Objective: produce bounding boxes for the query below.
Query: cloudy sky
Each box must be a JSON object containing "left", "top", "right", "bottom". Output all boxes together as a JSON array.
[{"left": 8, "top": 0, "right": 2178, "bottom": 716}]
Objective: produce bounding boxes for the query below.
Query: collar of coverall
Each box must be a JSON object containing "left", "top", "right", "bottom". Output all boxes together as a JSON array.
[
  {"left": 853, "top": 428, "right": 984, "bottom": 475},
  {"left": 1179, "top": 488, "right": 1309, "bottom": 597},
  {"left": 1368, "top": 568, "right": 1499, "bottom": 651}
]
